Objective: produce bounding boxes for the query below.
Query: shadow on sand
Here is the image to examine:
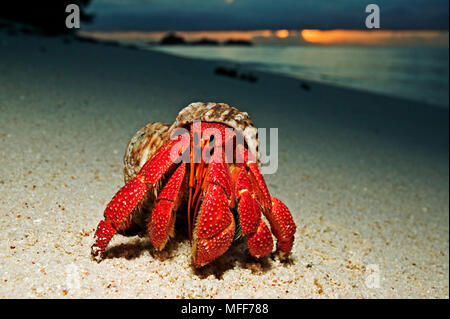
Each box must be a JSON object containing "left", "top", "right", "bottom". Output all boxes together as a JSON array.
[{"left": 100, "top": 223, "right": 293, "bottom": 279}]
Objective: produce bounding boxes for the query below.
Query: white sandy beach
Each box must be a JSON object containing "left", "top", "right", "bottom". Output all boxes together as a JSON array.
[{"left": 0, "top": 29, "right": 448, "bottom": 298}]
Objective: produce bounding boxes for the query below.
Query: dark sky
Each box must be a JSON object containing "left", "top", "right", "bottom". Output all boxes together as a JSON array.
[{"left": 84, "top": 0, "right": 449, "bottom": 31}]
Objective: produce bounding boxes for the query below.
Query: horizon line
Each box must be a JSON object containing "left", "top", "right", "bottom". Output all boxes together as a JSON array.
[{"left": 79, "top": 29, "right": 450, "bottom": 47}]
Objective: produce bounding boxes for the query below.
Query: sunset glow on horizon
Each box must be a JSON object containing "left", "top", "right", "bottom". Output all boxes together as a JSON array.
[
  {"left": 301, "top": 29, "right": 449, "bottom": 46},
  {"left": 80, "top": 29, "right": 449, "bottom": 47},
  {"left": 275, "top": 29, "right": 290, "bottom": 39}
]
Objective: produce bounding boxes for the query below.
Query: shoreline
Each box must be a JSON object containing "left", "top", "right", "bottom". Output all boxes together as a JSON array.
[
  {"left": 0, "top": 30, "right": 448, "bottom": 298},
  {"left": 144, "top": 43, "right": 449, "bottom": 110}
]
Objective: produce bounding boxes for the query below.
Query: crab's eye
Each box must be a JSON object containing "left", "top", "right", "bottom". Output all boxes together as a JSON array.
[{"left": 209, "top": 134, "right": 215, "bottom": 145}]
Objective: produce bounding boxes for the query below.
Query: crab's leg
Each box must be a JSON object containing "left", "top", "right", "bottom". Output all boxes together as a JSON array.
[
  {"left": 235, "top": 144, "right": 272, "bottom": 212},
  {"left": 91, "top": 135, "right": 189, "bottom": 261},
  {"left": 247, "top": 220, "right": 273, "bottom": 258},
  {"left": 91, "top": 175, "right": 148, "bottom": 261},
  {"left": 248, "top": 165, "right": 296, "bottom": 258},
  {"left": 236, "top": 144, "right": 296, "bottom": 258},
  {"left": 148, "top": 162, "right": 186, "bottom": 250},
  {"left": 266, "top": 196, "right": 296, "bottom": 258},
  {"left": 232, "top": 166, "right": 273, "bottom": 258},
  {"left": 249, "top": 166, "right": 296, "bottom": 258},
  {"left": 247, "top": 161, "right": 272, "bottom": 211}
]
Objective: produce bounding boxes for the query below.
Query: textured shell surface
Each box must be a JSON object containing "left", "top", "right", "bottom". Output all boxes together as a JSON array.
[
  {"left": 123, "top": 122, "right": 170, "bottom": 183},
  {"left": 169, "top": 102, "right": 259, "bottom": 159},
  {"left": 123, "top": 102, "right": 259, "bottom": 182}
]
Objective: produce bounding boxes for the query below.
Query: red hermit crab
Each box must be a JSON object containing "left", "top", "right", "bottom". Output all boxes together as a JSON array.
[{"left": 91, "top": 102, "right": 296, "bottom": 267}]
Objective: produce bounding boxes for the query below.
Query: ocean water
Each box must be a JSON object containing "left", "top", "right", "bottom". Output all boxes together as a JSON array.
[{"left": 149, "top": 45, "right": 449, "bottom": 108}]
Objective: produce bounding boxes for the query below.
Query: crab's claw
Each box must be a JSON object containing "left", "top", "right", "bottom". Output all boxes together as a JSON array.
[
  {"left": 191, "top": 153, "right": 236, "bottom": 267},
  {"left": 232, "top": 165, "right": 273, "bottom": 258},
  {"left": 192, "top": 183, "right": 236, "bottom": 267}
]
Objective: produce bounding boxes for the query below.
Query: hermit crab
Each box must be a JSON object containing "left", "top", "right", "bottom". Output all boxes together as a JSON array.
[{"left": 91, "top": 102, "right": 296, "bottom": 267}]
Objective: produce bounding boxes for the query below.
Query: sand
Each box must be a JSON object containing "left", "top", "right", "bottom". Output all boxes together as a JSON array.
[{"left": 0, "top": 29, "right": 448, "bottom": 298}]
